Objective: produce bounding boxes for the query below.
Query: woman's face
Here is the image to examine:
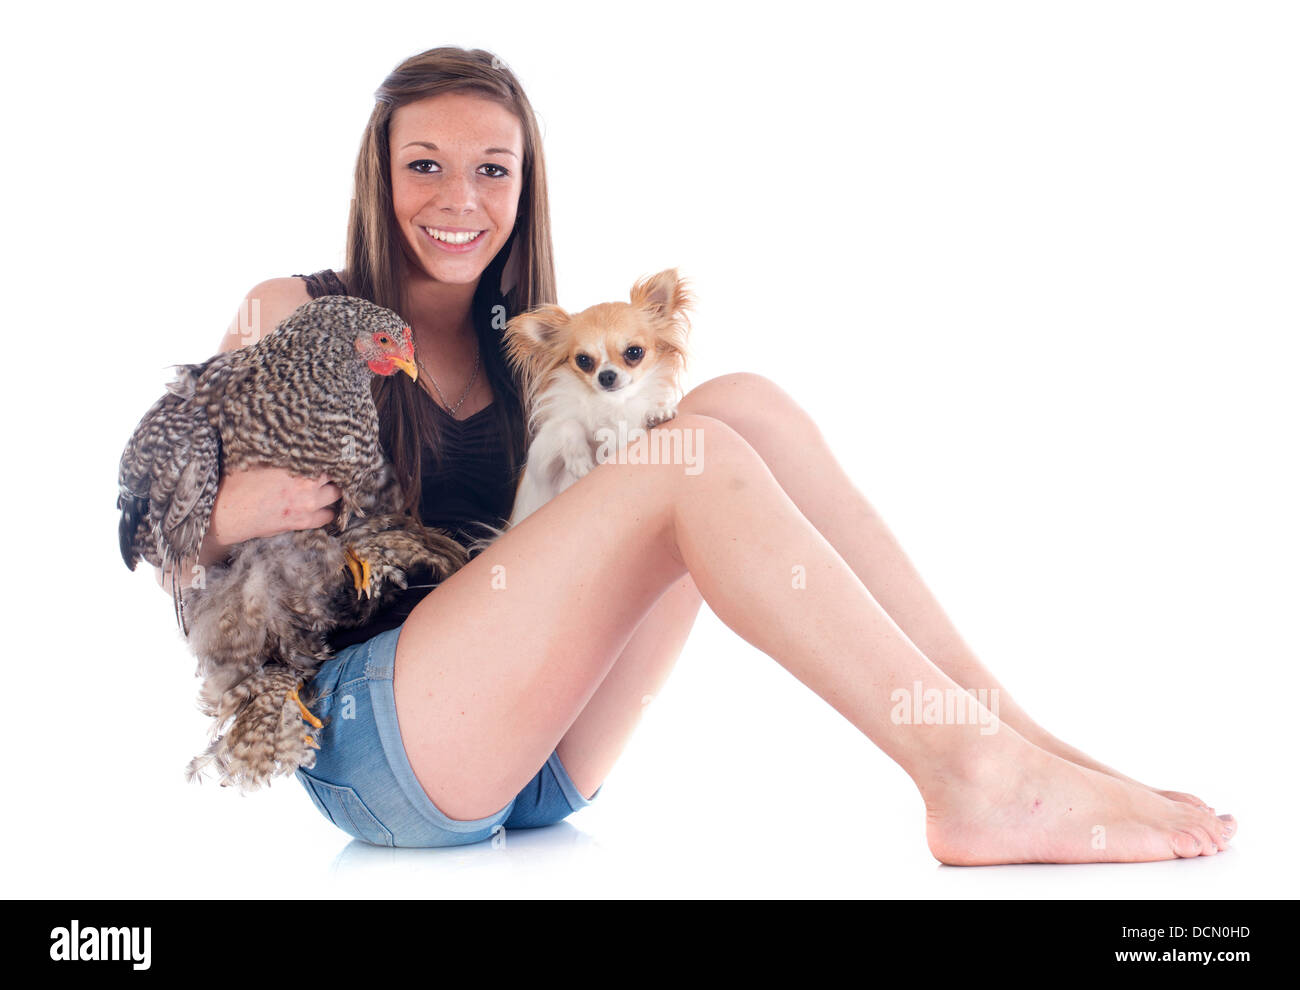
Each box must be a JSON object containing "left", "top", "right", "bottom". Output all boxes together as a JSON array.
[{"left": 389, "top": 91, "right": 524, "bottom": 287}]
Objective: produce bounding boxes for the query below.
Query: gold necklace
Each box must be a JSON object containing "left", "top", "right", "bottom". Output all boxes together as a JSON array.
[{"left": 417, "top": 343, "right": 481, "bottom": 418}]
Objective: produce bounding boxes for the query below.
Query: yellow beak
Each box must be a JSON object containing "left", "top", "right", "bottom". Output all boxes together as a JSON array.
[{"left": 391, "top": 357, "right": 418, "bottom": 381}]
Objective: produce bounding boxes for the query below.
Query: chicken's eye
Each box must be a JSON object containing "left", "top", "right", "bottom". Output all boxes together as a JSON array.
[
  {"left": 624, "top": 346, "right": 644, "bottom": 364},
  {"left": 575, "top": 354, "right": 594, "bottom": 372},
  {"left": 377, "top": 335, "right": 391, "bottom": 345}
]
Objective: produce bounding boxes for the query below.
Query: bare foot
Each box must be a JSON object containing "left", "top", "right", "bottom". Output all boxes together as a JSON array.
[
  {"left": 923, "top": 743, "right": 1236, "bottom": 865},
  {"left": 1025, "top": 732, "right": 1215, "bottom": 812},
  {"left": 1152, "top": 788, "right": 1212, "bottom": 811}
]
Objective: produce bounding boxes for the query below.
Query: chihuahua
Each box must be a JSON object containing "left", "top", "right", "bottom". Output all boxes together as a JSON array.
[{"left": 503, "top": 268, "right": 693, "bottom": 526}]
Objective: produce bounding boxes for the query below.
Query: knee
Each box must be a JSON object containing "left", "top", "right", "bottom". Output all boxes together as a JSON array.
[
  {"left": 677, "top": 372, "right": 812, "bottom": 441},
  {"left": 605, "top": 412, "right": 758, "bottom": 502},
  {"left": 645, "top": 411, "right": 755, "bottom": 471},
  {"left": 665, "top": 410, "right": 747, "bottom": 442},
  {"left": 680, "top": 371, "right": 788, "bottom": 413}
]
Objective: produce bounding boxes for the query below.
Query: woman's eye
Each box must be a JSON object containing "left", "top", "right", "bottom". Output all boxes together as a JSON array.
[
  {"left": 575, "top": 354, "right": 594, "bottom": 371},
  {"left": 624, "top": 346, "right": 644, "bottom": 363},
  {"left": 407, "top": 160, "right": 508, "bottom": 177}
]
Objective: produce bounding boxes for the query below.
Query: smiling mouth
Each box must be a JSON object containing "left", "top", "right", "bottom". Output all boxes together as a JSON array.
[{"left": 423, "top": 227, "right": 486, "bottom": 245}]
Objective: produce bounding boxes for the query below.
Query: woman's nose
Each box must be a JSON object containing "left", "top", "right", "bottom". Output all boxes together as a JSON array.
[{"left": 434, "top": 171, "right": 477, "bottom": 213}]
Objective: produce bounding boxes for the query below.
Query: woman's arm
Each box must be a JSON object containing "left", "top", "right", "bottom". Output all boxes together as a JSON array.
[
  {"left": 213, "top": 277, "right": 312, "bottom": 353},
  {"left": 153, "top": 278, "right": 326, "bottom": 592},
  {"left": 154, "top": 467, "right": 343, "bottom": 589}
]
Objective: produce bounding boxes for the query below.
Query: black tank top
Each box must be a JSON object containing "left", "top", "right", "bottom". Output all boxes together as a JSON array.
[{"left": 292, "top": 269, "right": 516, "bottom": 650}]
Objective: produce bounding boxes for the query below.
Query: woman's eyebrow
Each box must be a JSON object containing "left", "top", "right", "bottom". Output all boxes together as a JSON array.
[{"left": 400, "top": 140, "right": 518, "bottom": 159}]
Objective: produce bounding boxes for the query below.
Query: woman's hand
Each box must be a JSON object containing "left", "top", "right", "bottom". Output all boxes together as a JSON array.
[
  {"left": 156, "top": 468, "right": 341, "bottom": 590},
  {"left": 207, "top": 467, "right": 342, "bottom": 554}
]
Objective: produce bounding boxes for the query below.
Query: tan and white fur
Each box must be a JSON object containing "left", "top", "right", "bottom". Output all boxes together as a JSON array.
[{"left": 504, "top": 268, "right": 693, "bottom": 527}]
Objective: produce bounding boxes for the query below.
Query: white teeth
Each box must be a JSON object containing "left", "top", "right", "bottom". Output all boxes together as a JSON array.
[{"left": 424, "top": 227, "right": 483, "bottom": 245}]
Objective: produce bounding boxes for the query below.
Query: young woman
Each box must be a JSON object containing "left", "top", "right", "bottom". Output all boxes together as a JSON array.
[{"left": 162, "top": 46, "right": 1235, "bottom": 861}]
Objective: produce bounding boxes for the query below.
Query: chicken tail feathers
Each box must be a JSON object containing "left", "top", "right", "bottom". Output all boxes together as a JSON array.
[{"left": 117, "top": 491, "right": 147, "bottom": 570}]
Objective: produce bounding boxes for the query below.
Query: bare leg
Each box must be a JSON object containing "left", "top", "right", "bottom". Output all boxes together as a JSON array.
[
  {"left": 675, "top": 373, "right": 1212, "bottom": 809},
  {"left": 394, "top": 413, "right": 1232, "bottom": 862},
  {"left": 555, "top": 575, "right": 701, "bottom": 801}
]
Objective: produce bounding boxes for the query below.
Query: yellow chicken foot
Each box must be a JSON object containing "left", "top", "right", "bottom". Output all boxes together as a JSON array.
[
  {"left": 340, "top": 546, "right": 373, "bottom": 600},
  {"left": 287, "top": 684, "right": 324, "bottom": 729}
]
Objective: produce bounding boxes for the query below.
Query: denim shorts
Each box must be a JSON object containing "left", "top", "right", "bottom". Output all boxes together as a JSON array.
[{"left": 294, "top": 624, "right": 601, "bottom": 847}]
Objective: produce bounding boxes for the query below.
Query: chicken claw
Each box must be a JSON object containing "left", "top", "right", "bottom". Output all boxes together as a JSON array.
[
  {"left": 287, "top": 683, "right": 324, "bottom": 729},
  {"left": 340, "top": 546, "right": 373, "bottom": 600}
]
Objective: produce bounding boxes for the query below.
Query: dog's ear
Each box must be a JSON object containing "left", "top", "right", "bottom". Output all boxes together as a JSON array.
[
  {"left": 504, "top": 304, "right": 572, "bottom": 351},
  {"left": 504, "top": 305, "right": 573, "bottom": 393},
  {"left": 630, "top": 268, "right": 693, "bottom": 325}
]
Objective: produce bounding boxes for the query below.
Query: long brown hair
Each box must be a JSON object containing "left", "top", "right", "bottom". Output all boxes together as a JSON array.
[{"left": 343, "top": 46, "right": 556, "bottom": 515}]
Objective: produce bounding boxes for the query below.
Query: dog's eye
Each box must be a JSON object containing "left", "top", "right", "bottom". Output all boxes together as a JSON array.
[
  {"left": 575, "top": 354, "right": 594, "bottom": 372},
  {"left": 624, "top": 346, "right": 644, "bottom": 364}
]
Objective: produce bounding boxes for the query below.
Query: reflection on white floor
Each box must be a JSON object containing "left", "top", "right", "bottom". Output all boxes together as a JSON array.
[{"left": 325, "top": 821, "right": 606, "bottom": 892}]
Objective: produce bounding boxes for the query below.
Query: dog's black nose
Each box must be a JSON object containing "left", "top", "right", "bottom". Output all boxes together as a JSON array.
[{"left": 598, "top": 370, "right": 618, "bottom": 389}]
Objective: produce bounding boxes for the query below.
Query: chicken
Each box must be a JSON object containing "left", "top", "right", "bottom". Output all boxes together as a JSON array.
[
  {"left": 117, "top": 295, "right": 466, "bottom": 789},
  {"left": 182, "top": 512, "right": 463, "bottom": 789}
]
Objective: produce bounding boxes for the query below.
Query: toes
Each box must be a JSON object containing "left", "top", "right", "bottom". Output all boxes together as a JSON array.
[
  {"left": 1216, "top": 814, "right": 1237, "bottom": 845},
  {"left": 1160, "top": 789, "right": 1213, "bottom": 813},
  {"left": 1182, "top": 816, "right": 1224, "bottom": 854},
  {"left": 1193, "top": 808, "right": 1233, "bottom": 851},
  {"left": 1196, "top": 815, "right": 1227, "bottom": 847},
  {"left": 1171, "top": 830, "right": 1203, "bottom": 858}
]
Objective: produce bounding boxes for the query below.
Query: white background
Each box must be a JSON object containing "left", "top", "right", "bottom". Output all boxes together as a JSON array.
[{"left": 2, "top": 0, "right": 1296, "bottom": 898}]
